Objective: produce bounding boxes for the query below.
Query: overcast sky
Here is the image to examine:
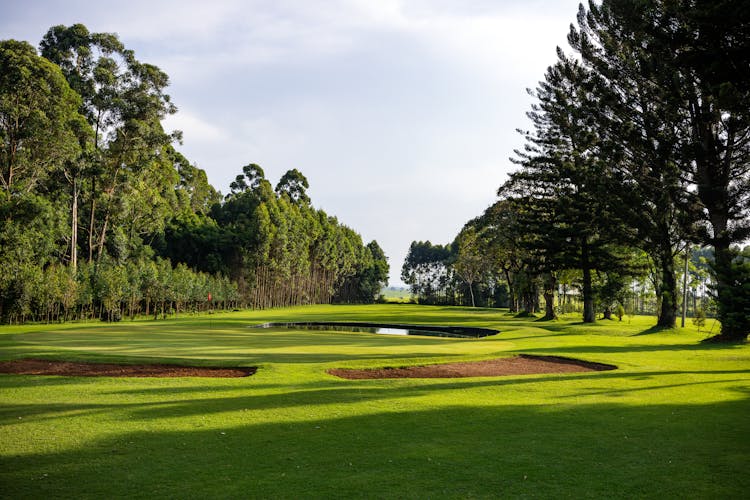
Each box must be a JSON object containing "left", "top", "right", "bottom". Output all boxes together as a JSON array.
[{"left": 3, "top": 0, "right": 583, "bottom": 286}]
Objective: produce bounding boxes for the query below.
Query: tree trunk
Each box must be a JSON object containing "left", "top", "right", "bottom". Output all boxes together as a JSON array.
[
  {"left": 71, "top": 176, "right": 78, "bottom": 272},
  {"left": 88, "top": 190, "right": 96, "bottom": 262},
  {"left": 656, "top": 243, "right": 677, "bottom": 328},
  {"left": 681, "top": 246, "right": 689, "bottom": 327},
  {"left": 503, "top": 268, "right": 517, "bottom": 312},
  {"left": 542, "top": 273, "right": 556, "bottom": 320},
  {"left": 96, "top": 206, "right": 111, "bottom": 263},
  {"left": 691, "top": 95, "right": 749, "bottom": 341},
  {"left": 581, "top": 238, "right": 595, "bottom": 323}
]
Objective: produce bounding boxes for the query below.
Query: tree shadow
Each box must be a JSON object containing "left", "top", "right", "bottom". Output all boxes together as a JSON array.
[
  {"left": 2, "top": 393, "right": 748, "bottom": 498},
  {"left": 632, "top": 325, "right": 678, "bottom": 336}
]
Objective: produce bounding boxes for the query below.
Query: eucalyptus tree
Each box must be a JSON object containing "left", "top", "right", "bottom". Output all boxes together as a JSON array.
[
  {"left": 453, "top": 226, "right": 487, "bottom": 307},
  {"left": 0, "top": 40, "right": 85, "bottom": 320},
  {"left": 363, "top": 240, "right": 390, "bottom": 301},
  {"left": 171, "top": 147, "right": 221, "bottom": 215},
  {"left": 227, "top": 163, "right": 265, "bottom": 199},
  {"left": 0, "top": 40, "right": 83, "bottom": 202},
  {"left": 401, "top": 241, "right": 454, "bottom": 304},
  {"left": 275, "top": 168, "right": 310, "bottom": 204},
  {"left": 40, "top": 24, "right": 177, "bottom": 264}
]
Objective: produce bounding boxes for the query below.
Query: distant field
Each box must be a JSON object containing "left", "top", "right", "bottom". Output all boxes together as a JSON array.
[
  {"left": 379, "top": 286, "right": 414, "bottom": 302},
  {"left": 1, "top": 305, "right": 747, "bottom": 498}
]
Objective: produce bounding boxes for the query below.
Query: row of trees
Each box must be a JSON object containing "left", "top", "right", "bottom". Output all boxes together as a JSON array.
[
  {"left": 402, "top": 203, "right": 729, "bottom": 318},
  {"left": 0, "top": 25, "right": 388, "bottom": 323},
  {"left": 405, "top": 0, "right": 749, "bottom": 341},
  {"left": 158, "top": 163, "right": 389, "bottom": 309},
  {"left": 508, "top": 0, "right": 750, "bottom": 341},
  {"left": 4, "top": 258, "right": 241, "bottom": 324}
]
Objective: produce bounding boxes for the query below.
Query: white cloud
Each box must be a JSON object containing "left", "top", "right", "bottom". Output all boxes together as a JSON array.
[{"left": 162, "top": 108, "right": 225, "bottom": 144}]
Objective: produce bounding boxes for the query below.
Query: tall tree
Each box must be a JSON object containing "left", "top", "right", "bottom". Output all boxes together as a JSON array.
[
  {"left": 571, "top": 1, "right": 691, "bottom": 328},
  {"left": 0, "top": 40, "right": 83, "bottom": 203},
  {"left": 571, "top": 0, "right": 750, "bottom": 339},
  {"left": 453, "top": 226, "right": 486, "bottom": 307},
  {"left": 505, "top": 55, "right": 635, "bottom": 322},
  {"left": 275, "top": 168, "right": 310, "bottom": 205},
  {"left": 0, "top": 40, "right": 86, "bottom": 321},
  {"left": 40, "top": 24, "right": 177, "bottom": 264},
  {"left": 401, "top": 241, "right": 453, "bottom": 304}
]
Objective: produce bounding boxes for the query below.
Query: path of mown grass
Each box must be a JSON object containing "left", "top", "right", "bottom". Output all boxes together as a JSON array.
[{"left": 1, "top": 304, "right": 748, "bottom": 498}]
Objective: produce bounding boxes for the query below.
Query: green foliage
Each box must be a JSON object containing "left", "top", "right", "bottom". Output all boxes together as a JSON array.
[
  {"left": 615, "top": 303, "right": 625, "bottom": 321},
  {"left": 568, "top": 0, "right": 750, "bottom": 337},
  {"left": 453, "top": 226, "right": 486, "bottom": 307},
  {"left": 400, "top": 240, "right": 454, "bottom": 305},
  {"left": 274, "top": 168, "right": 310, "bottom": 204},
  {"left": 709, "top": 247, "right": 750, "bottom": 339},
  {"left": 0, "top": 39, "right": 82, "bottom": 200},
  {"left": 441, "top": 0, "right": 748, "bottom": 338},
  {"left": 692, "top": 306, "right": 706, "bottom": 332}
]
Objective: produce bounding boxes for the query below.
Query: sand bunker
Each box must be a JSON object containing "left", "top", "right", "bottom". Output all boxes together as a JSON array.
[
  {"left": 327, "top": 354, "right": 616, "bottom": 379},
  {"left": 0, "top": 359, "right": 256, "bottom": 378}
]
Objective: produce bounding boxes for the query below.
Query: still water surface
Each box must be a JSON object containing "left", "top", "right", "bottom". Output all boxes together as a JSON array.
[{"left": 252, "top": 322, "right": 497, "bottom": 338}]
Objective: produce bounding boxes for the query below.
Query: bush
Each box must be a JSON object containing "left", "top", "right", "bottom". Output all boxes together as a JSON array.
[
  {"left": 615, "top": 304, "right": 625, "bottom": 321},
  {"left": 692, "top": 307, "right": 706, "bottom": 332}
]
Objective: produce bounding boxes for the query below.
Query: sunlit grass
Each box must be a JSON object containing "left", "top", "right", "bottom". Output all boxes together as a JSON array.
[{"left": 1, "top": 304, "right": 747, "bottom": 498}]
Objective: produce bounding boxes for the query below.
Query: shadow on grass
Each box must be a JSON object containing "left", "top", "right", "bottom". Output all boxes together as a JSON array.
[
  {"left": 505, "top": 341, "right": 746, "bottom": 355},
  {"left": 4, "top": 367, "right": 749, "bottom": 425},
  {"left": 1, "top": 391, "right": 748, "bottom": 499},
  {"left": 632, "top": 325, "right": 681, "bottom": 336}
]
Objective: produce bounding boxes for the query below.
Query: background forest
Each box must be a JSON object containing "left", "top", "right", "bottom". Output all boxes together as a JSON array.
[
  {"left": 0, "top": 25, "right": 389, "bottom": 324},
  {"left": 401, "top": 1, "right": 750, "bottom": 341}
]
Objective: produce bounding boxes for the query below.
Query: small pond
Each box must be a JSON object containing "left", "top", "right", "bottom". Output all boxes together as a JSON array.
[{"left": 251, "top": 322, "right": 498, "bottom": 339}]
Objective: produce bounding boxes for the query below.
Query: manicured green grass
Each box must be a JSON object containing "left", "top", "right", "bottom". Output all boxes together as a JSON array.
[{"left": 1, "top": 305, "right": 748, "bottom": 498}]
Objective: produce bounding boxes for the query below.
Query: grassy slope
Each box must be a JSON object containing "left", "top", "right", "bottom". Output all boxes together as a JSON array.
[{"left": 0, "top": 304, "right": 747, "bottom": 499}]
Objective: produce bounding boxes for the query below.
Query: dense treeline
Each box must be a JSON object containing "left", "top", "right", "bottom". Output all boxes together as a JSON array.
[
  {"left": 0, "top": 25, "right": 387, "bottom": 323},
  {"left": 403, "top": 204, "right": 730, "bottom": 319},
  {"left": 405, "top": 0, "right": 750, "bottom": 341},
  {"left": 158, "top": 164, "right": 389, "bottom": 309}
]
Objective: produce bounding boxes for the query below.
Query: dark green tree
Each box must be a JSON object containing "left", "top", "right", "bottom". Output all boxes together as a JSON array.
[
  {"left": 569, "top": 1, "right": 701, "bottom": 328},
  {"left": 504, "top": 55, "right": 638, "bottom": 322},
  {"left": 0, "top": 40, "right": 85, "bottom": 321},
  {"left": 571, "top": 1, "right": 750, "bottom": 339},
  {"left": 275, "top": 168, "right": 310, "bottom": 204},
  {"left": 40, "top": 24, "right": 177, "bottom": 264}
]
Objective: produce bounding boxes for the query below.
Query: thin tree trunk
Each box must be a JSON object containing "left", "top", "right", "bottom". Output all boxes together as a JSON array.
[
  {"left": 71, "top": 176, "right": 78, "bottom": 272},
  {"left": 581, "top": 238, "right": 595, "bottom": 323},
  {"left": 542, "top": 272, "right": 556, "bottom": 320},
  {"left": 88, "top": 189, "right": 96, "bottom": 263},
  {"left": 96, "top": 206, "right": 111, "bottom": 263},
  {"left": 681, "top": 245, "right": 689, "bottom": 327}
]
